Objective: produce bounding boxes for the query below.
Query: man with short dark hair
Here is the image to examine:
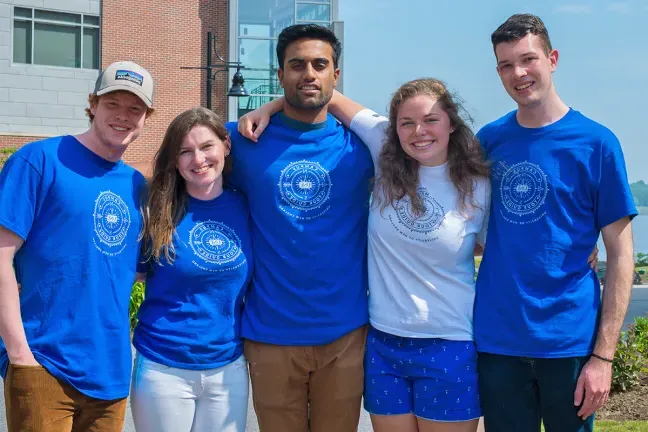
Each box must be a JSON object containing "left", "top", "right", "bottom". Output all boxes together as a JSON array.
[
  {"left": 226, "top": 24, "right": 373, "bottom": 432},
  {"left": 475, "top": 14, "right": 637, "bottom": 431},
  {"left": 0, "top": 61, "right": 154, "bottom": 432}
]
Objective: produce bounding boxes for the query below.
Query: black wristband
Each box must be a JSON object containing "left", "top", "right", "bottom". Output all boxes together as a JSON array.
[{"left": 591, "top": 353, "right": 614, "bottom": 363}]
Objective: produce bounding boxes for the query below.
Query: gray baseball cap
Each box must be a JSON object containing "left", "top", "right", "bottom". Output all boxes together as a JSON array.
[{"left": 93, "top": 61, "right": 154, "bottom": 108}]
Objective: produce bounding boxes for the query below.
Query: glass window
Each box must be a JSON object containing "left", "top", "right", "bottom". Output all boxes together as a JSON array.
[
  {"left": 12, "top": 7, "right": 100, "bottom": 69},
  {"left": 14, "top": 7, "right": 32, "bottom": 18},
  {"left": 244, "top": 74, "right": 283, "bottom": 95},
  {"left": 239, "top": 0, "right": 294, "bottom": 36},
  {"left": 238, "top": 38, "right": 282, "bottom": 101},
  {"left": 239, "top": 23, "right": 271, "bottom": 39},
  {"left": 236, "top": 0, "right": 335, "bottom": 116},
  {"left": 296, "top": 3, "right": 331, "bottom": 22},
  {"left": 238, "top": 95, "right": 283, "bottom": 118},
  {"left": 239, "top": 38, "right": 278, "bottom": 70},
  {"left": 34, "top": 23, "right": 81, "bottom": 68},
  {"left": 83, "top": 28, "right": 99, "bottom": 69},
  {"left": 34, "top": 10, "right": 81, "bottom": 23},
  {"left": 13, "top": 20, "right": 31, "bottom": 64},
  {"left": 84, "top": 16, "right": 100, "bottom": 26}
]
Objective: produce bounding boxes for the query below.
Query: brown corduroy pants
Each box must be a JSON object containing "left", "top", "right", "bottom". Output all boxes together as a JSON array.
[
  {"left": 4, "top": 364, "right": 127, "bottom": 432},
  {"left": 244, "top": 325, "right": 367, "bottom": 432}
]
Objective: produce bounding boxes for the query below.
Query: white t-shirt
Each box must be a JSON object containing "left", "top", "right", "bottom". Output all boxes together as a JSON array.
[{"left": 350, "top": 109, "right": 490, "bottom": 341}]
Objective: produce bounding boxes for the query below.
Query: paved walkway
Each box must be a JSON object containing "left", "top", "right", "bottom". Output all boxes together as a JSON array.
[
  {"left": 1, "top": 285, "right": 645, "bottom": 432},
  {"left": 623, "top": 284, "right": 648, "bottom": 330}
]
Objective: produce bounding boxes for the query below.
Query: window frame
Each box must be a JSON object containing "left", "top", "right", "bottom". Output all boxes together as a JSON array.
[
  {"left": 295, "top": 1, "right": 332, "bottom": 24},
  {"left": 11, "top": 6, "right": 101, "bottom": 70}
]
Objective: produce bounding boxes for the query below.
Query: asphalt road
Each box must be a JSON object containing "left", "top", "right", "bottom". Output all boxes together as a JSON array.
[{"left": 1, "top": 285, "right": 646, "bottom": 432}]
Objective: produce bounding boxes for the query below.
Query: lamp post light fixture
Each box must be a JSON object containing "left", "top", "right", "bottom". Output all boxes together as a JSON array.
[
  {"left": 227, "top": 66, "right": 249, "bottom": 97},
  {"left": 181, "top": 31, "right": 249, "bottom": 111}
]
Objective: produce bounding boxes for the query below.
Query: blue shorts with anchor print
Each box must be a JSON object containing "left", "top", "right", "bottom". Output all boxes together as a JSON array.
[{"left": 364, "top": 326, "right": 482, "bottom": 422}]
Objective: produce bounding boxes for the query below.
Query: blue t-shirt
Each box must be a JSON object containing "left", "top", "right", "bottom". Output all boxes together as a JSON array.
[
  {"left": 226, "top": 113, "right": 374, "bottom": 345},
  {"left": 0, "top": 136, "right": 145, "bottom": 399},
  {"left": 133, "top": 189, "right": 253, "bottom": 369},
  {"left": 474, "top": 109, "right": 637, "bottom": 358}
]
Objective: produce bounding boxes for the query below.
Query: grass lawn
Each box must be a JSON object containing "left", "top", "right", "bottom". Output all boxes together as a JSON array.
[
  {"left": 541, "top": 422, "right": 648, "bottom": 431},
  {"left": 595, "top": 422, "right": 648, "bottom": 431}
]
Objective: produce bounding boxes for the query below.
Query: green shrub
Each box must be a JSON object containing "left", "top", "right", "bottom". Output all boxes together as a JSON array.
[
  {"left": 130, "top": 281, "right": 145, "bottom": 333},
  {"left": 611, "top": 314, "right": 648, "bottom": 392},
  {"left": 0, "top": 148, "right": 17, "bottom": 169},
  {"left": 612, "top": 330, "right": 644, "bottom": 392},
  {"left": 628, "top": 314, "right": 648, "bottom": 358}
]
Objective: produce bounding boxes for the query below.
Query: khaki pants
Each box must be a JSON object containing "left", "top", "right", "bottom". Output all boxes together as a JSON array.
[
  {"left": 4, "top": 364, "right": 127, "bottom": 432},
  {"left": 244, "top": 326, "right": 367, "bottom": 432}
]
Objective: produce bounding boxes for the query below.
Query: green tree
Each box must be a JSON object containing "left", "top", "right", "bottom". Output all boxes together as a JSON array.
[
  {"left": 630, "top": 180, "right": 648, "bottom": 206},
  {"left": 637, "top": 252, "right": 648, "bottom": 267}
]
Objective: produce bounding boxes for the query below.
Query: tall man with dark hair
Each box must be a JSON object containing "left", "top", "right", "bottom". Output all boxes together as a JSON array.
[
  {"left": 226, "top": 24, "right": 373, "bottom": 431},
  {"left": 0, "top": 61, "right": 154, "bottom": 432},
  {"left": 474, "top": 14, "right": 637, "bottom": 431}
]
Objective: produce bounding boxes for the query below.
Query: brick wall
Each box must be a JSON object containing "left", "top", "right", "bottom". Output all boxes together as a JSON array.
[
  {"left": 0, "top": 134, "right": 45, "bottom": 148},
  {"left": 101, "top": 0, "right": 230, "bottom": 164}
]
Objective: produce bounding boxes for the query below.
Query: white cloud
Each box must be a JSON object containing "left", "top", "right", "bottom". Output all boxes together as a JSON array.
[
  {"left": 608, "top": 2, "right": 632, "bottom": 13},
  {"left": 554, "top": 4, "right": 594, "bottom": 14}
]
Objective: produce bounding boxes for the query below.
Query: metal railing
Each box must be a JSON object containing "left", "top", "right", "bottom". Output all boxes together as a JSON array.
[{"left": 237, "top": 77, "right": 284, "bottom": 114}]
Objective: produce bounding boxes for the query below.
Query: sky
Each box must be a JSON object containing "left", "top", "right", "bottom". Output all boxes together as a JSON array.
[{"left": 338, "top": 0, "right": 648, "bottom": 183}]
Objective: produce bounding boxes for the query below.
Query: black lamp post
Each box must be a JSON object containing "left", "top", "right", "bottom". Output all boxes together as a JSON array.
[
  {"left": 181, "top": 31, "right": 249, "bottom": 110},
  {"left": 228, "top": 66, "right": 248, "bottom": 97}
]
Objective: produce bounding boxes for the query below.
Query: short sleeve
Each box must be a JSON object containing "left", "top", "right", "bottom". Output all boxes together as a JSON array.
[
  {"left": 225, "top": 122, "right": 245, "bottom": 192},
  {"left": 476, "top": 127, "right": 487, "bottom": 152},
  {"left": 596, "top": 136, "right": 637, "bottom": 230},
  {"left": 0, "top": 154, "right": 44, "bottom": 240},
  {"left": 349, "top": 109, "right": 388, "bottom": 164}
]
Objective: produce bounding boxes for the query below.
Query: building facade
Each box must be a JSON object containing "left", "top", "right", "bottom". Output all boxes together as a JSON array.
[{"left": 0, "top": 0, "right": 339, "bottom": 163}]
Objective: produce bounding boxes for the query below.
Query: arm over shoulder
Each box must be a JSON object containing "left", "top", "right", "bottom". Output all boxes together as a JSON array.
[{"left": 349, "top": 109, "right": 389, "bottom": 163}]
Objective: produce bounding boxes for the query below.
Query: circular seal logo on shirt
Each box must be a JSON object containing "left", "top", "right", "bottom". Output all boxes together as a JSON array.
[
  {"left": 189, "top": 220, "right": 242, "bottom": 265},
  {"left": 395, "top": 188, "right": 445, "bottom": 234},
  {"left": 93, "top": 191, "right": 131, "bottom": 248},
  {"left": 278, "top": 160, "right": 332, "bottom": 211},
  {"left": 500, "top": 161, "right": 548, "bottom": 216}
]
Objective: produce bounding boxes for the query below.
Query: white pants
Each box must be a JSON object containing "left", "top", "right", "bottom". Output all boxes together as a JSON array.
[{"left": 130, "top": 352, "right": 249, "bottom": 432}]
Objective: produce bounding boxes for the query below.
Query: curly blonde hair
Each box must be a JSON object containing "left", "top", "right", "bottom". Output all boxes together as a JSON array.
[{"left": 374, "top": 78, "right": 489, "bottom": 216}]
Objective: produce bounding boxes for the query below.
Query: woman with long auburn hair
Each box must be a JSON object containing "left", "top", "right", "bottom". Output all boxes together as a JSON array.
[
  {"left": 130, "top": 107, "right": 252, "bottom": 432},
  {"left": 373, "top": 78, "right": 490, "bottom": 218},
  {"left": 238, "top": 78, "right": 490, "bottom": 432}
]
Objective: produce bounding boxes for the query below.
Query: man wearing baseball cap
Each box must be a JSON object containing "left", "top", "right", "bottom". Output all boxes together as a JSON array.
[{"left": 0, "top": 61, "right": 154, "bottom": 431}]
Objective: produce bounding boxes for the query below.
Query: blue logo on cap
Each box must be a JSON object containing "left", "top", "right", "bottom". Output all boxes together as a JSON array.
[{"left": 115, "top": 70, "right": 143, "bottom": 86}]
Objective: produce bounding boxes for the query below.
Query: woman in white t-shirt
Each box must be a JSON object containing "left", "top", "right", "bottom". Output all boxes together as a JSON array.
[{"left": 239, "top": 78, "right": 489, "bottom": 432}]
